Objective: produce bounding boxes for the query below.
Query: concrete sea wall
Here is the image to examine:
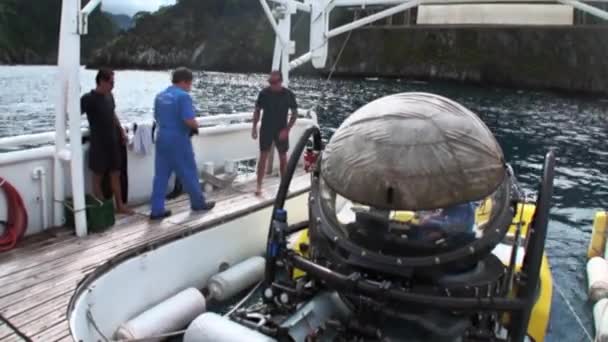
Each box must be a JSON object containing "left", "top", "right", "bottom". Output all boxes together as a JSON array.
[{"left": 324, "top": 26, "right": 608, "bottom": 94}]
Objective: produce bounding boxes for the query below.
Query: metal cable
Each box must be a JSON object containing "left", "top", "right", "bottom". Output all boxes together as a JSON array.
[
  {"left": 224, "top": 281, "right": 263, "bottom": 318},
  {"left": 553, "top": 281, "right": 593, "bottom": 342}
]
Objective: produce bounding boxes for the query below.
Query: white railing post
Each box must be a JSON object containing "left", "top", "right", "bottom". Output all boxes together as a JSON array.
[
  {"left": 53, "top": 74, "right": 67, "bottom": 227},
  {"left": 310, "top": 0, "right": 330, "bottom": 68},
  {"left": 56, "top": 0, "right": 87, "bottom": 237},
  {"left": 279, "top": 4, "right": 294, "bottom": 87},
  {"left": 272, "top": 37, "right": 283, "bottom": 70}
]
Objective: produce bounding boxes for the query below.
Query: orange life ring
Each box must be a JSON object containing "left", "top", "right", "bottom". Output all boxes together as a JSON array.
[{"left": 0, "top": 177, "right": 28, "bottom": 252}]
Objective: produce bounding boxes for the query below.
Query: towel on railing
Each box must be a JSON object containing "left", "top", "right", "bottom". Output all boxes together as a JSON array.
[{"left": 130, "top": 121, "right": 155, "bottom": 155}]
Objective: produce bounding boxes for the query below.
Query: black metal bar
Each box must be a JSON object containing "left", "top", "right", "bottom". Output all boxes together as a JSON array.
[
  {"left": 264, "top": 126, "right": 322, "bottom": 285},
  {"left": 509, "top": 150, "right": 555, "bottom": 342},
  {"left": 289, "top": 254, "right": 527, "bottom": 311}
]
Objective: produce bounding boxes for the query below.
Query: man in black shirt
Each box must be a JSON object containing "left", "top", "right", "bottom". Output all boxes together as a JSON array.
[
  {"left": 81, "top": 69, "right": 132, "bottom": 214},
  {"left": 252, "top": 70, "right": 298, "bottom": 196}
]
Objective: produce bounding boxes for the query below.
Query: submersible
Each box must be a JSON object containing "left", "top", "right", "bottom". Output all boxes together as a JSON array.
[{"left": 186, "top": 92, "right": 556, "bottom": 342}]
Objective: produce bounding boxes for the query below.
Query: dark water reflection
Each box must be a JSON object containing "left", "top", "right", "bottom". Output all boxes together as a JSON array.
[{"left": 1, "top": 67, "right": 607, "bottom": 341}]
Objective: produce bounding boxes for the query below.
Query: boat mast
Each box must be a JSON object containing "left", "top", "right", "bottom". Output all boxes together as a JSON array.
[{"left": 54, "top": 0, "right": 102, "bottom": 237}]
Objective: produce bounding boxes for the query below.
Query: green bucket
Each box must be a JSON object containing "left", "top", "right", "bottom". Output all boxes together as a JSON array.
[{"left": 64, "top": 194, "right": 115, "bottom": 233}]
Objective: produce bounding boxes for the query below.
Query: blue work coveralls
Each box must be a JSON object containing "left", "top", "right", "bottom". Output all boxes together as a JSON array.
[{"left": 150, "top": 85, "right": 205, "bottom": 215}]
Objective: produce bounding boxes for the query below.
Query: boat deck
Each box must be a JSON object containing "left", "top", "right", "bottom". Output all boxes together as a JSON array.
[{"left": 0, "top": 172, "right": 310, "bottom": 342}]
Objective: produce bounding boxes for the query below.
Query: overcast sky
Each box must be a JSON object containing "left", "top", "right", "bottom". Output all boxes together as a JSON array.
[{"left": 101, "top": 0, "right": 176, "bottom": 16}]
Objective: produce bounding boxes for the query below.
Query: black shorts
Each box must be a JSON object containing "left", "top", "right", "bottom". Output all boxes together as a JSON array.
[
  {"left": 260, "top": 127, "right": 289, "bottom": 153},
  {"left": 88, "top": 140, "right": 122, "bottom": 174}
]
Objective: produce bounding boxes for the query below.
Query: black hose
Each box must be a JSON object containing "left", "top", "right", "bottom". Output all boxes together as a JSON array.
[
  {"left": 265, "top": 126, "right": 322, "bottom": 285},
  {"left": 351, "top": 296, "right": 471, "bottom": 337},
  {"left": 289, "top": 254, "right": 526, "bottom": 311},
  {"left": 272, "top": 126, "right": 322, "bottom": 211},
  {"left": 285, "top": 220, "right": 309, "bottom": 236}
]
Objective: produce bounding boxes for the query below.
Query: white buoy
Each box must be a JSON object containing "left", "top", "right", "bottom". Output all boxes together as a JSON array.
[
  {"left": 115, "top": 288, "right": 206, "bottom": 342},
  {"left": 208, "top": 256, "right": 266, "bottom": 301},
  {"left": 595, "top": 298, "right": 608, "bottom": 342},
  {"left": 588, "top": 257, "right": 608, "bottom": 302},
  {"left": 184, "top": 312, "right": 276, "bottom": 342}
]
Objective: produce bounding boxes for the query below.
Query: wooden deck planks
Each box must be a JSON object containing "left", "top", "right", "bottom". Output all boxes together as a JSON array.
[{"left": 0, "top": 172, "right": 310, "bottom": 341}]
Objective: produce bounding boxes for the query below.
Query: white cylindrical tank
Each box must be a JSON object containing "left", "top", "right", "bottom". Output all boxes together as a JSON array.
[
  {"left": 208, "top": 256, "right": 265, "bottom": 301},
  {"left": 184, "top": 312, "right": 276, "bottom": 342},
  {"left": 588, "top": 257, "right": 608, "bottom": 302},
  {"left": 594, "top": 298, "right": 608, "bottom": 342},
  {"left": 115, "top": 287, "right": 206, "bottom": 342}
]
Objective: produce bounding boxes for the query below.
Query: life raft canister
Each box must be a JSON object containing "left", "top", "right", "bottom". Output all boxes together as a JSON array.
[{"left": 0, "top": 177, "right": 28, "bottom": 252}]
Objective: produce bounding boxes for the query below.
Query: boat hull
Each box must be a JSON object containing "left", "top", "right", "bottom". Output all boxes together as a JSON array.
[{"left": 68, "top": 192, "right": 309, "bottom": 341}]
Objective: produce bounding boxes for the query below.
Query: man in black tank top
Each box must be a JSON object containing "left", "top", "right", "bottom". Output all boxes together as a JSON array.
[{"left": 252, "top": 71, "right": 298, "bottom": 196}]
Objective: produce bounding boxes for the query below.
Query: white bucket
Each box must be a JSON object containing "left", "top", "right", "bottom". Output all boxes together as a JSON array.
[{"left": 588, "top": 257, "right": 608, "bottom": 303}]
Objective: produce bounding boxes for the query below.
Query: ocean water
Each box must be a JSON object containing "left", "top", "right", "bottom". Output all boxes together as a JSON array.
[{"left": 1, "top": 65, "right": 607, "bottom": 341}]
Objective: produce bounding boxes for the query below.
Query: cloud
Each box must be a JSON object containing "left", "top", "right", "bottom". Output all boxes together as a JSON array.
[{"left": 101, "top": 0, "right": 176, "bottom": 16}]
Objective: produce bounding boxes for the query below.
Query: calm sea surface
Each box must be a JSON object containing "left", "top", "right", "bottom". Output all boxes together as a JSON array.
[{"left": 1, "top": 65, "right": 607, "bottom": 341}]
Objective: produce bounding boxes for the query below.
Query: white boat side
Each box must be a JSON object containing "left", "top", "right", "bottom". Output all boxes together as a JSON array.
[
  {"left": 0, "top": 114, "right": 317, "bottom": 236},
  {"left": 68, "top": 192, "right": 309, "bottom": 341}
]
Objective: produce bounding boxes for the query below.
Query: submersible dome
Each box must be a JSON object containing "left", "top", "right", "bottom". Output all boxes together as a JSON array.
[{"left": 321, "top": 92, "right": 506, "bottom": 210}]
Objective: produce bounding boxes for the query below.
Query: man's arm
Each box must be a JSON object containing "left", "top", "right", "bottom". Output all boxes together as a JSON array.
[
  {"left": 287, "top": 91, "right": 298, "bottom": 130},
  {"left": 288, "top": 107, "right": 298, "bottom": 130},
  {"left": 110, "top": 94, "right": 127, "bottom": 143},
  {"left": 113, "top": 112, "right": 128, "bottom": 145},
  {"left": 252, "top": 91, "right": 264, "bottom": 139},
  {"left": 180, "top": 94, "right": 199, "bottom": 134},
  {"left": 252, "top": 106, "right": 260, "bottom": 139},
  {"left": 80, "top": 95, "right": 86, "bottom": 115}
]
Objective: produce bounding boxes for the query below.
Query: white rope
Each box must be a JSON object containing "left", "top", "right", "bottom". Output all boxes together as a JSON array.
[
  {"left": 311, "top": 25, "right": 354, "bottom": 118},
  {"left": 326, "top": 27, "right": 353, "bottom": 82},
  {"left": 553, "top": 281, "right": 594, "bottom": 342},
  {"left": 224, "top": 281, "right": 263, "bottom": 317}
]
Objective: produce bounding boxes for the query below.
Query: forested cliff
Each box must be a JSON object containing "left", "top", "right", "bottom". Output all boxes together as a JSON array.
[{"left": 2, "top": 0, "right": 608, "bottom": 94}]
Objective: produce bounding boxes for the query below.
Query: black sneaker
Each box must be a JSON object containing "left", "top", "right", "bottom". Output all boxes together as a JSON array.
[
  {"left": 193, "top": 201, "right": 215, "bottom": 212},
  {"left": 150, "top": 210, "right": 172, "bottom": 221}
]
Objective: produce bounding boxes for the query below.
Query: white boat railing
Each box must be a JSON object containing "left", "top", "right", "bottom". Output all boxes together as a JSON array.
[{"left": 0, "top": 111, "right": 317, "bottom": 150}]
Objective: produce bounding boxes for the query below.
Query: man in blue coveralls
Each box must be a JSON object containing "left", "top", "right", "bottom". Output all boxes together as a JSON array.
[{"left": 149, "top": 67, "right": 215, "bottom": 220}]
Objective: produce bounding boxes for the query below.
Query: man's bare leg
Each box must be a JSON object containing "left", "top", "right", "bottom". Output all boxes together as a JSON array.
[
  {"left": 110, "top": 171, "right": 133, "bottom": 214},
  {"left": 92, "top": 173, "right": 104, "bottom": 199},
  {"left": 256, "top": 151, "right": 269, "bottom": 196},
  {"left": 278, "top": 152, "right": 288, "bottom": 179}
]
